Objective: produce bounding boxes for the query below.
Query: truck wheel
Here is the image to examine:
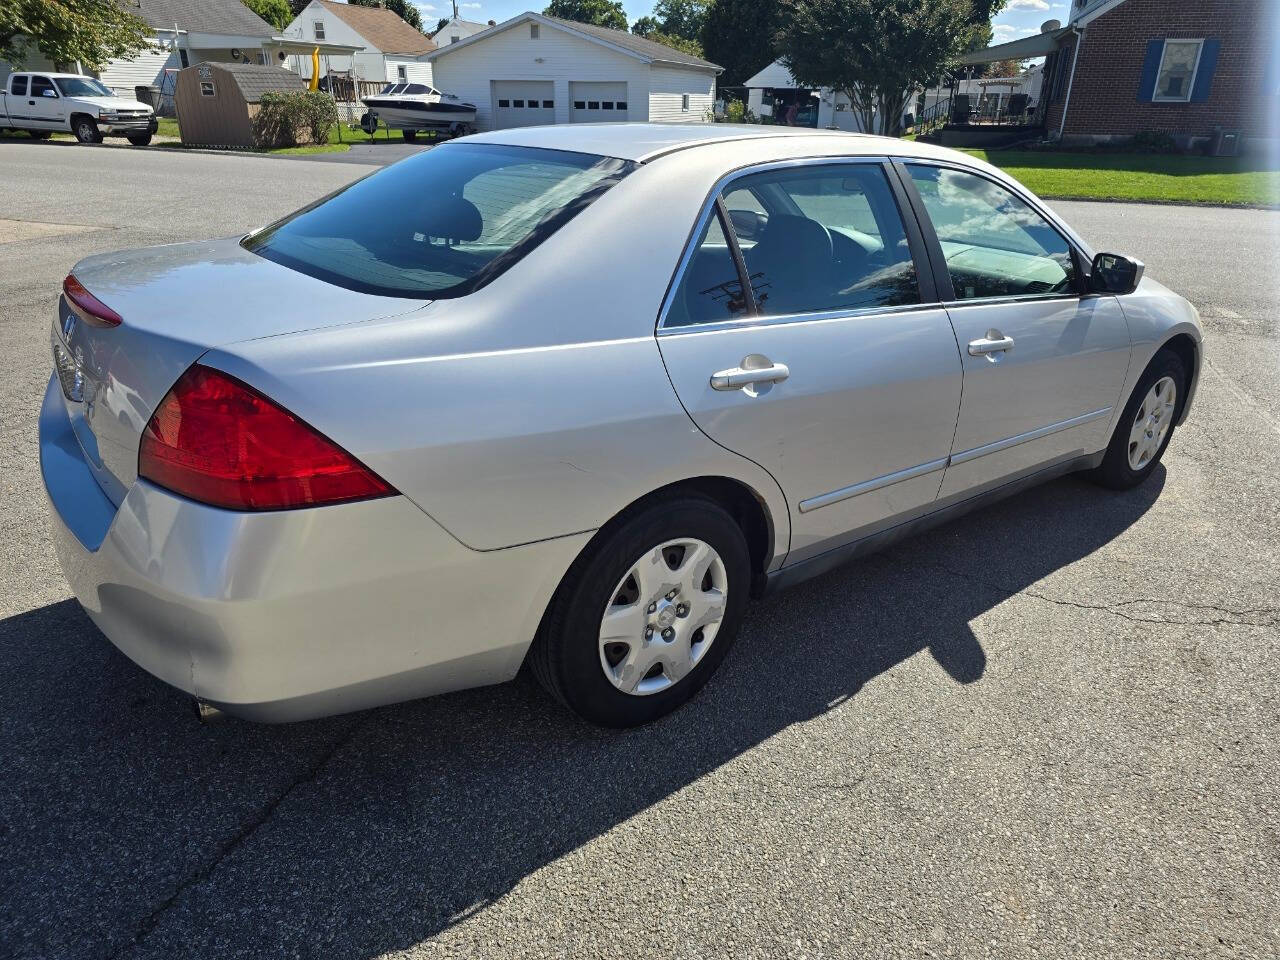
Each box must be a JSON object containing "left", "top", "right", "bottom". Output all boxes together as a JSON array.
[
  {"left": 402, "top": 129, "right": 417, "bottom": 142},
  {"left": 73, "top": 116, "right": 103, "bottom": 144},
  {"left": 126, "top": 132, "right": 153, "bottom": 146}
]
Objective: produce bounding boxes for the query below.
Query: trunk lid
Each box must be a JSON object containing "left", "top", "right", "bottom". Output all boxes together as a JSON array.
[{"left": 55, "top": 237, "right": 427, "bottom": 506}]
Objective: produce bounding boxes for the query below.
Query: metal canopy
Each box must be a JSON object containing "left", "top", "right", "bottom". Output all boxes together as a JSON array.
[{"left": 957, "top": 26, "right": 1070, "bottom": 65}]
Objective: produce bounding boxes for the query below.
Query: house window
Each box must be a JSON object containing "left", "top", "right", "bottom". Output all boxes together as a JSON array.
[
  {"left": 450, "top": 35, "right": 460, "bottom": 43},
  {"left": 397, "top": 64, "right": 407, "bottom": 81},
  {"left": 1153, "top": 39, "right": 1203, "bottom": 102},
  {"left": 682, "top": 93, "right": 690, "bottom": 111},
  {"left": 616, "top": 101, "right": 627, "bottom": 110},
  {"left": 574, "top": 100, "right": 585, "bottom": 109},
  {"left": 587, "top": 100, "right": 599, "bottom": 109},
  {"left": 542, "top": 99, "right": 554, "bottom": 108},
  {"left": 530, "top": 24, "right": 540, "bottom": 39},
  {"left": 178, "top": 49, "right": 189, "bottom": 68},
  {"left": 313, "top": 20, "right": 325, "bottom": 40},
  {"left": 498, "top": 99, "right": 510, "bottom": 107},
  {"left": 200, "top": 80, "right": 215, "bottom": 97}
]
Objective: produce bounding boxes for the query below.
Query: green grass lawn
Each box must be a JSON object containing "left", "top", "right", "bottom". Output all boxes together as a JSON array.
[{"left": 961, "top": 149, "right": 1280, "bottom": 207}]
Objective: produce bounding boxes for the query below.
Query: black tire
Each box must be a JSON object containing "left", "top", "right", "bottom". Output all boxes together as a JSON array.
[
  {"left": 530, "top": 497, "right": 751, "bottom": 727},
  {"left": 29, "top": 129, "right": 52, "bottom": 140},
  {"left": 1091, "top": 347, "right": 1187, "bottom": 490},
  {"left": 402, "top": 129, "right": 417, "bottom": 142},
  {"left": 126, "top": 132, "right": 152, "bottom": 146},
  {"left": 72, "top": 115, "right": 102, "bottom": 144}
]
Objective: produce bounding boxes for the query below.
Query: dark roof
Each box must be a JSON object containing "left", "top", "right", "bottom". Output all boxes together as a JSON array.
[
  {"left": 542, "top": 15, "right": 720, "bottom": 70},
  {"left": 128, "top": 0, "right": 276, "bottom": 38},
  {"left": 205, "top": 62, "right": 307, "bottom": 102},
  {"left": 317, "top": 0, "right": 435, "bottom": 55}
]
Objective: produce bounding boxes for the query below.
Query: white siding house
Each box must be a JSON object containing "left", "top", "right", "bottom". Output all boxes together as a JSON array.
[
  {"left": 428, "top": 12, "right": 721, "bottom": 131},
  {"left": 429, "top": 19, "right": 494, "bottom": 47},
  {"left": 280, "top": 0, "right": 435, "bottom": 86}
]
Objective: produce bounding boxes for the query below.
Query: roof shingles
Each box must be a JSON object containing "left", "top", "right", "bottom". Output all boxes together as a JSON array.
[
  {"left": 317, "top": 1, "right": 436, "bottom": 56},
  {"left": 131, "top": 0, "right": 276, "bottom": 39}
]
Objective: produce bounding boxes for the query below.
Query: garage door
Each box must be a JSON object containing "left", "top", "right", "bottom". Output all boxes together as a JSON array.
[
  {"left": 492, "top": 80, "right": 555, "bottom": 129},
  {"left": 570, "top": 82, "right": 628, "bottom": 122}
]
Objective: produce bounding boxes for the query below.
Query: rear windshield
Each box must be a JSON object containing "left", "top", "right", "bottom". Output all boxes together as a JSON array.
[{"left": 243, "top": 144, "right": 635, "bottom": 298}]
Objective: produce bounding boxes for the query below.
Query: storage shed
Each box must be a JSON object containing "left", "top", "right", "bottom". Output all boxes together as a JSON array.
[{"left": 175, "top": 61, "right": 306, "bottom": 147}]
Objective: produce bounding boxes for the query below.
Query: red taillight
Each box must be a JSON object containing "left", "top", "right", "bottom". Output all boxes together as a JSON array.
[
  {"left": 63, "top": 274, "right": 122, "bottom": 327},
  {"left": 138, "top": 365, "right": 395, "bottom": 511}
]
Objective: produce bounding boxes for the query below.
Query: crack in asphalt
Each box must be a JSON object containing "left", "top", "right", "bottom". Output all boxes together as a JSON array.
[
  {"left": 104, "top": 716, "right": 370, "bottom": 960},
  {"left": 922, "top": 558, "right": 1280, "bottom": 628}
]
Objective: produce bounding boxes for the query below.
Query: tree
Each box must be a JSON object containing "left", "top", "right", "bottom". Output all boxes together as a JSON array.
[
  {"left": 241, "top": 0, "right": 292, "bottom": 31},
  {"left": 645, "top": 30, "right": 704, "bottom": 58},
  {"left": 776, "top": 0, "right": 978, "bottom": 136},
  {"left": 0, "top": 0, "right": 152, "bottom": 69},
  {"left": 435, "top": 17, "right": 451, "bottom": 33},
  {"left": 631, "top": 14, "right": 659, "bottom": 36},
  {"left": 701, "top": 0, "right": 784, "bottom": 87},
  {"left": 987, "top": 57, "right": 1025, "bottom": 77},
  {"left": 542, "top": 0, "right": 628, "bottom": 32},
  {"left": 348, "top": 0, "right": 424, "bottom": 33},
  {"left": 650, "top": 0, "right": 708, "bottom": 41}
]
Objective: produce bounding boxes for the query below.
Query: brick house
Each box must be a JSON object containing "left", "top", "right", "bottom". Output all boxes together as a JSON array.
[{"left": 960, "top": 0, "right": 1278, "bottom": 153}]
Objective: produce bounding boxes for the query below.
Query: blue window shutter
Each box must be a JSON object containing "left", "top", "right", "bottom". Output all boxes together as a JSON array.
[
  {"left": 1137, "top": 39, "right": 1163, "bottom": 101},
  {"left": 1190, "top": 38, "right": 1220, "bottom": 102}
]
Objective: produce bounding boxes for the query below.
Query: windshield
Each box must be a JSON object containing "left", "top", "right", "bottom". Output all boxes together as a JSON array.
[
  {"left": 243, "top": 144, "right": 636, "bottom": 299},
  {"left": 54, "top": 77, "right": 114, "bottom": 97}
]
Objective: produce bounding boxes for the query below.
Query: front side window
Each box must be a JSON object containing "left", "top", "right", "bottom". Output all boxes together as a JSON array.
[
  {"left": 728, "top": 164, "right": 920, "bottom": 317},
  {"left": 906, "top": 164, "right": 1076, "bottom": 300},
  {"left": 1154, "top": 39, "right": 1202, "bottom": 101},
  {"left": 665, "top": 210, "right": 749, "bottom": 328},
  {"left": 30, "top": 76, "right": 56, "bottom": 98},
  {"left": 10, "top": 75, "right": 27, "bottom": 96},
  {"left": 244, "top": 143, "right": 636, "bottom": 299}
]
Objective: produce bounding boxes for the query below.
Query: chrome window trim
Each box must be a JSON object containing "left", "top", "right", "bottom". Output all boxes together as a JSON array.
[
  {"left": 657, "top": 300, "right": 947, "bottom": 339},
  {"left": 656, "top": 154, "right": 923, "bottom": 333},
  {"left": 798, "top": 406, "right": 1113, "bottom": 514}
]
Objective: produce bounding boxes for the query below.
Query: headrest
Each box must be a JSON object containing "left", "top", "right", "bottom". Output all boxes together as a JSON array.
[
  {"left": 424, "top": 195, "right": 483, "bottom": 242},
  {"left": 751, "top": 214, "right": 832, "bottom": 263}
]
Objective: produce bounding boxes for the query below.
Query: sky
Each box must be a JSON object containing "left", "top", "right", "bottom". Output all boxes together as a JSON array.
[{"left": 409, "top": 0, "right": 1067, "bottom": 48}]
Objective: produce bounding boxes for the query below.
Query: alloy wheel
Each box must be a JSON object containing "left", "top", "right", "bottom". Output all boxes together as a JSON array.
[
  {"left": 598, "top": 538, "right": 728, "bottom": 696},
  {"left": 1128, "top": 375, "right": 1177, "bottom": 470}
]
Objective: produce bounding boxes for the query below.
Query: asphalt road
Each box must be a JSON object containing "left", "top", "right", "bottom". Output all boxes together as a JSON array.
[{"left": 1, "top": 141, "right": 1277, "bottom": 960}]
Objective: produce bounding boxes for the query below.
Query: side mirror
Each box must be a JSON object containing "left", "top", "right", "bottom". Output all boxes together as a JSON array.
[
  {"left": 42, "top": 89, "right": 57, "bottom": 98},
  {"left": 1090, "top": 252, "right": 1144, "bottom": 295}
]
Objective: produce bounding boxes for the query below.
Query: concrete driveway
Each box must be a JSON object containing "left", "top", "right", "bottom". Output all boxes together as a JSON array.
[{"left": 0, "top": 142, "right": 1277, "bottom": 960}]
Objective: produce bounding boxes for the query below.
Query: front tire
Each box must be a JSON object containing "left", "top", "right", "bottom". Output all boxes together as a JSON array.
[
  {"left": 73, "top": 116, "right": 102, "bottom": 143},
  {"left": 126, "top": 132, "right": 152, "bottom": 146},
  {"left": 531, "top": 497, "right": 751, "bottom": 727},
  {"left": 1092, "top": 348, "right": 1187, "bottom": 490}
]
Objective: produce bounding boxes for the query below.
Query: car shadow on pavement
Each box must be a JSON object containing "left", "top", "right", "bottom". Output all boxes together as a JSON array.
[{"left": 0, "top": 468, "right": 1165, "bottom": 958}]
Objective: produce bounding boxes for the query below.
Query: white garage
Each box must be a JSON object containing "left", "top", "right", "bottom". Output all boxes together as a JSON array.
[
  {"left": 493, "top": 80, "right": 555, "bottom": 128},
  {"left": 427, "top": 12, "right": 721, "bottom": 132},
  {"left": 570, "top": 81, "right": 628, "bottom": 122}
]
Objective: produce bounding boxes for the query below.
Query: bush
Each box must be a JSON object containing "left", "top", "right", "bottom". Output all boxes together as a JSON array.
[
  {"left": 252, "top": 91, "right": 337, "bottom": 148},
  {"left": 1129, "top": 130, "right": 1178, "bottom": 154}
]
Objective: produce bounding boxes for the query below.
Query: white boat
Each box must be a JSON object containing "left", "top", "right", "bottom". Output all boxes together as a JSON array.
[{"left": 361, "top": 82, "right": 476, "bottom": 140}]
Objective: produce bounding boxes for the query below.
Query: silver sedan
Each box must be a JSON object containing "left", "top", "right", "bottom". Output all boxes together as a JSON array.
[{"left": 40, "top": 125, "right": 1202, "bottom": 726}]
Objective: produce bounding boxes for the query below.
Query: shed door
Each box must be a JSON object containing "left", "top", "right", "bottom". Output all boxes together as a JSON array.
[
  {"left": 492, "top": 80, "right": 554, "bottom": 128},
  {"left": 570, "top": 81, "right": 627, "bottom": 122}
]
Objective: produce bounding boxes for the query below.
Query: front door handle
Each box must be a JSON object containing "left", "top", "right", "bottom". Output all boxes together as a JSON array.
[
  {"left": 710, "top": 354, "right": 790, "bottom": 392},
  {"left": 968, "top": 331, "right": 1015, "bottom": 356}
]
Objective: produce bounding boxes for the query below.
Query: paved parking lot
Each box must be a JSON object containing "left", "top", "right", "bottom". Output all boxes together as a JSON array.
[{"left": 1, "top": 141, "right": 1277, "bottom": 960}]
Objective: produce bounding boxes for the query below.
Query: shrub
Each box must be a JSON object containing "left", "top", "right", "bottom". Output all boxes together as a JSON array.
[
  {"left": 1129, "top": 130, "right": 1178, "bottom": 154},
  {"left": 251, "top": 90, "right": 336, "bottom": 148}
]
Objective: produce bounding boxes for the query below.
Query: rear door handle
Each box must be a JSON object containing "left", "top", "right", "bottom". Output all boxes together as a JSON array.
[
  {"left": 968, "top": 332, "right": 1015, "bottom": 356},
  {"left": 710, "top": 355, "right": 790, "bottom": 392}
]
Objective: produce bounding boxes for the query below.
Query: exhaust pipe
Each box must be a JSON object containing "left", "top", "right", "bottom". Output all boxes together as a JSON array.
[{"left": 193, "top": 699, "right": 226, "bottom": 724}]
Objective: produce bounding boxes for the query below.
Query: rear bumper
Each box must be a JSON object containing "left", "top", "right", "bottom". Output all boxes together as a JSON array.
[{"left": 39, "top": 375, "right": 587, "bottom": 721}]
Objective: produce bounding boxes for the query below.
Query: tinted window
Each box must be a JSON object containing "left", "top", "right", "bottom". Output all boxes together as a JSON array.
[
  {"left": 731, "top": 165, "right": 919, "bottom": 317},
  {"left": 11, "top": 75, "right": 27, "bottom": 96},
  {"left": 666, "top": 210, "right": 749, "bottom": 328},
  {"left": 244, "top": 144, "right": 635, "bottom": 299},
  {"left": 403, "top": 83, "right": 430, "bottom": 95},
  {"left": 30, "top": 76, "right": 55, "bottom": 97},
  {"left": 907, "top": 164, "right": 1076, "bottom": 300}
]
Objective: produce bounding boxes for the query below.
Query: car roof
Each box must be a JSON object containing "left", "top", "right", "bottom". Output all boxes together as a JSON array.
[
  {"left": 456, "top": 123, "right": 961, "bottom": 164},
  {"left": 12, "top": 72, "right": 91, "bottom": 79}
]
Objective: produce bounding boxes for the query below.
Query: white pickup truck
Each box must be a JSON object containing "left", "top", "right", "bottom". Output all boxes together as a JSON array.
[{"left": 1, "top": 72, "right": 157, "bottom": 145}]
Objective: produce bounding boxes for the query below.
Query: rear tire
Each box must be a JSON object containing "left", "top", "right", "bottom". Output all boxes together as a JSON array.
[
  {"left": 530, "top": 497, "right": 751, "bottom": 727},
  {"left": 72, "top": 115, "right": 102, "bottom": 144},
  {"left": 126, "top": 132, "right": 152, "bottom": 146},
  {"left": 402, "top": 129, "right": 417, "bottom": 142},
  {"left": 1091, "top": 348, "right": 1187, "bottom": 490}
]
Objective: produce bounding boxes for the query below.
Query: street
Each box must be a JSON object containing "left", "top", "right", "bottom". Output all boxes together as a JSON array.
[{"left": 1, "top": 140, "right": 1277, "bottom": 959}]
